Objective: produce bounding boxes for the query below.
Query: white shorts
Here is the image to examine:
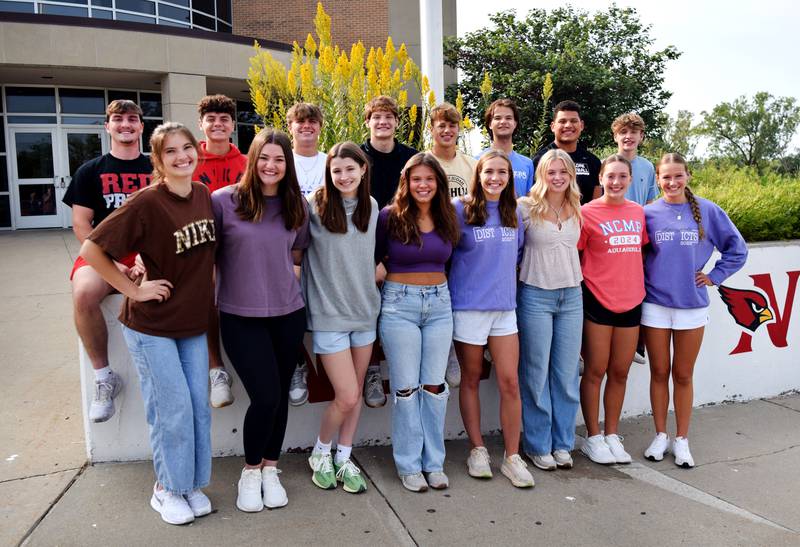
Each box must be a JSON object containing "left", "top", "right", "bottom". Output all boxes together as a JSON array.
[
  {"left": 453, "top": 310, "right": 517, "bottom": 345},
  {"left": 641, "top": 302, "right": 709, "bottom": 330}
]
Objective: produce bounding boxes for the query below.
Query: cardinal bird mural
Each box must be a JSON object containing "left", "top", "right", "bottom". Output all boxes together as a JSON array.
[{"left": 718, "top": 285, "right": 774, "bottom": 332}]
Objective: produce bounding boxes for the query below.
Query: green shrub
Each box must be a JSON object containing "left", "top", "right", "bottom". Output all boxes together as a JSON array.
[{"left": 689, "top": 164, "right": 800, "bottom": 242}]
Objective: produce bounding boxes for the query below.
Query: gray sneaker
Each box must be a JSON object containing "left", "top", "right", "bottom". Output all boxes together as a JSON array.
[
  {"left": 209, "top": 367, "right": 234, "bottom": 408},
  {"left": 425, "top": 471, "right": 449, "bottom": 490},
  {"left": 400, "top": 472, "right": 428, "bottom": 492},
  {"left": 363, "top": 365, "right": 386, "bottom": 408},
  {"left": 89, "top": 370, "right": 122, "bottom": 423},
  {"left": 289, "top": 364, "right": 308, "bottom": 406}
]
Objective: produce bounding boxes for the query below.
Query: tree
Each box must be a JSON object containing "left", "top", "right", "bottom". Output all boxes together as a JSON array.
[
  {"left": 444, "top": 6, "right": 680, "bottom": 154},
  {"left": 699, "top": 92, "right": 800, "bottom": 168},
  {"left": 644, "top": 110, "right": 698, "bottom": 161}
]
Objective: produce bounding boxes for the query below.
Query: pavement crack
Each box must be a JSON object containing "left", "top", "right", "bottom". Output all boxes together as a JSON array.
[
  {"left": 695, "top": 444, "right": 800, "bottom": 468},
  {"left": 0, "top": 466, "right": 85, "bottom": 485},
  {"left": 16, "top": 462, "right": 88, "bottom": 547},
  {"left": 352, "top": 454, "right": 419, "bottom": 547},
  {"left": 763, "top": 398, "right": 800, "bottom": 414}
]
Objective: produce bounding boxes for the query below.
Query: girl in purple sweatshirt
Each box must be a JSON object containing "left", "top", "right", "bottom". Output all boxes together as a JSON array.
[{"left": 642, "top": 153, "right": 747, "bottom": 468}]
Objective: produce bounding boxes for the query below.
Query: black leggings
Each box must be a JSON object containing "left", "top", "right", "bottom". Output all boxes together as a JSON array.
[{"left": 219, "top": 308, "right": 306, "bottom": 465}]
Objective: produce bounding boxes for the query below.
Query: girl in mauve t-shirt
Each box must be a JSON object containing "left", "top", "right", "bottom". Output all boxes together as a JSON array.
[
  {"left": 578, "top": 154, "right": 648, "bottom": 466},
  {"left": 81, "top": 123, "right": 215, "bottom": 525},
  {"left": 376, "top": 152, "right": 460, "bottom": 493}
]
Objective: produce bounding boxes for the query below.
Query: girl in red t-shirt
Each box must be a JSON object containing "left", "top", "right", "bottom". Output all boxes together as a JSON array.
[{"left": 577, "top": 154, "right": 648, "bottom": 466}]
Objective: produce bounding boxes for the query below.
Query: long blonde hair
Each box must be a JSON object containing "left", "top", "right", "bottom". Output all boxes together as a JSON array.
[{"left": 522, "top": 149, "right": 582, "bottom": 224}]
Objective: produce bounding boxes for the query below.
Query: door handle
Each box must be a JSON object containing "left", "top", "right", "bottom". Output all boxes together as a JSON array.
[{"left": 60, "top": 177, "right": 66, "bottom": 188}]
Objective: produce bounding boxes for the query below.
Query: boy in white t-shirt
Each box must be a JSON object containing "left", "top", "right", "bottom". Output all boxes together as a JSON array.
[{"left": 287, "top": 102, "right": 327, "bottom": 197}]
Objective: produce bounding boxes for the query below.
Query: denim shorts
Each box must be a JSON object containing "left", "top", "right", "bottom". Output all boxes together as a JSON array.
[
  {"left": 452, "top": 310, "right": 517, "bottom": 345},
  {"left": 312, "top": 329, "right": 377, "bottom": 355},
  {"left": 641, "top": 302, "right": 709, "bottom": 330}
]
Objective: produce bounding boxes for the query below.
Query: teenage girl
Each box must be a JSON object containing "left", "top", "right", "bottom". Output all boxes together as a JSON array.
[
  {"left": 450, "top": 150, "right": 532, "bottom": 488},
  {"left": 376, "top": 152, "right": 460, "bottom": 492},
  {"left": 642, "top": 153, "right": 747, "bottom": 467},
  {"left": 80, "top": 122, "right": 215, "bottom": 525},
  {"left": 578, "top": 154, "right": 648, "bottom": 465},
  {"left": 517, "top": 149, "right": 583, "bottom": 472},
  {"left": 305, "top": 142, "right": 380, "bottom": 493},
  {"left": 212, "top": 128, "right": 309, "bottom": 512}
]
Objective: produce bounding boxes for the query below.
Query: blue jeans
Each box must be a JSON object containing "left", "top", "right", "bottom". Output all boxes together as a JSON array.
[
  {"left": 517, "top": 284, "right": 583, "bottom": 455},
  {"left": 122, "top": 326, "right": 211, "bottom": 494},
  {"left": 378, "top": 281, "right": 452, "bottom": 476}
]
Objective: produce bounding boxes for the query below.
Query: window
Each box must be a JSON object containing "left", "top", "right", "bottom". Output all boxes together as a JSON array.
[
  {"left": 60, "top": 88, "right": 106, "bottom": 115},
  {"left": 6, "top": 88, "right": 56, "bottom": 114}
]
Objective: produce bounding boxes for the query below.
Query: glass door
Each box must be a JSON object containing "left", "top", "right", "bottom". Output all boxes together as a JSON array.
[
  {"left": 9, "top": 128, "right": 61, "bottom": 229},
  {"left": 59, "top": 128, "right": 108, "bottom": 228}
]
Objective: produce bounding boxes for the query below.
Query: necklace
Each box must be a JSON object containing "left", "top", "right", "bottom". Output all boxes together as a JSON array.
[
  {"left": 296, "top": 153, "right": 323, "bottom": 190},
  {"left": 547, "top": 199, "right": 567, "bottom": 230},
  {"left": 664, "top": 200, "right": 686, "bottom": 220}
]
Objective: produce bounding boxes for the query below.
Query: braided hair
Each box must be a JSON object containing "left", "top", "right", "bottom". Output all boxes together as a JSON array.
[{"left": 657, "top": 152, "right": 704, "bottom": 240}]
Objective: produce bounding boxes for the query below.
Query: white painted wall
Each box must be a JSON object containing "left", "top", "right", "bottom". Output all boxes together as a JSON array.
[{"left": 81, "top": 241, "right": 800, "bottom": 462}]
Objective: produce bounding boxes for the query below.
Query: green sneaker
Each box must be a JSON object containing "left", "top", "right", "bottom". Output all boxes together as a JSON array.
[
  {"left": 308, "top": 452, "right": 336, "bottom": 490},
  {"left": 334, "top": 459, "right": 367, "bottom": 494}
]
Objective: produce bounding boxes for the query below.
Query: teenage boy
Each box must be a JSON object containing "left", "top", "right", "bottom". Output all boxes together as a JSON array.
[
  {"left": 285, "top": 102, "right": 328, "bottom": 406},
  {"left": 612, "top": 112, "right": 657, "bottom": 206},
  {"left": 429, "top": 102, "right": 477, "bottom": 200},
  {"left": 612, "top": 112, "right": 658, "bottom": 364},
  {"left": 287, "top": 102, "right": 327, "bottom": 197},
  {"left": 62, "top": 100, "right": 151, "bottom": 423},
  {"left": 477, "top": 98, "right": 534, "bottom": 198},
  {"left": 194, "top": 94, "right": 247, "bottom": 407},
  {"left": 428, "top": 102, "right": 476, "bottom": 388},
  {"left": 532, "top": 100, "right": 601, "bottom": 204},
  {"left": 360, "top": 95, "right": 418, "bottom": 408}
]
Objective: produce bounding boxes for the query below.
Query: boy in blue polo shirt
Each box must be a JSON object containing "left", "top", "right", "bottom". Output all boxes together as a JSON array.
[
  {"left": 476, "top": 99, "right": 534, "bottom": 198},
  {"left": 613, "top": 112, "right": 657, "bottom": 206}
]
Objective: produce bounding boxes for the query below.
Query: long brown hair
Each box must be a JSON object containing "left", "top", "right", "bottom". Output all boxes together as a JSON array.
[
  {"left": 148, "top": 122, "right": 198, "bottom": 185},
  {"left": 657, "top": 152, "right": 704, "bottom": 239},
  {"left": 463, "top": 149, "right": 518, "bottom": 227},
  {"left": 523, "top": 148, "right": 582, "bottom": 224},
  {"left": 388, "top": 152, "right": 460, "bottom": 246},
  {"left": 314, "top": 141, "right": 372, "bottom": 233},
  {"left": 236, "top": 128, "right": 306, "bottom": 230}
]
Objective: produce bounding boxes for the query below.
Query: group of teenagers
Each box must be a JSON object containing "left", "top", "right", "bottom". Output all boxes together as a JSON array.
[{"left": 66, "top": 93, "right": 748, "bottom": 526}]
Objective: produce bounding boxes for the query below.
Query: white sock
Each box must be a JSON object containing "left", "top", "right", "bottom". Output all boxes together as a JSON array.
[
  {"left": 94, "top": 366, "right": 112, "bottom": 382},
  {"left": 335, "top": 445, "right": 352, "bottom": 465},
  {"left": 313, "top": 438, "right": 331, "bottom": 455}
]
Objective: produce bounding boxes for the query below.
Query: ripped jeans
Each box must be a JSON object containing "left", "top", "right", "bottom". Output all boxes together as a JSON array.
[{"left": 378, "top": 281, "right": 452, "bottom": 476}]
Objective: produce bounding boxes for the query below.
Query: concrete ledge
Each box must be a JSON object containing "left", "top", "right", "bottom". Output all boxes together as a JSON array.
[{"left": 82, "top": 243, "right": 800, "bottom": 462}]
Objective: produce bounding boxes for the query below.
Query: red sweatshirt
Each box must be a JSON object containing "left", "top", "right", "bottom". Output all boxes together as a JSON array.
[{"left": 194, "top": 141, "right": 248, "bottom": 193}]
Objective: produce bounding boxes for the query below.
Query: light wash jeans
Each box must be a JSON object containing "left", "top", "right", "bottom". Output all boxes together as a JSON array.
[
  {"left": 517, "top": 284, "right": 583, "bottom": 456},
  {"left": 122, "top": 326, "right": 211, "bottom": 495},
  {"left": 378, "top": 281, "right": 452, "bottom": 476}
]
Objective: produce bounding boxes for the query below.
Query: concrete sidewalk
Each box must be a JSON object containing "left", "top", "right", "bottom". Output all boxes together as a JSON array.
[{"left": 2, "top": 230, "right": 799, "bottom": 546}]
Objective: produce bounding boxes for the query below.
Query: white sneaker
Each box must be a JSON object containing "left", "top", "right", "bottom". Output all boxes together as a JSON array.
[
  {"left": 150, "top": 484, "right": 194, "bottom": 525},
  {"left": 633, "top": 351, "right": 646, "bottom": 364},
  {"left": 530, "top": 453, "right": 557, "bottom": 471},
  {"left": 89, "top": 370, "right": 123, "bottom": 423},
  {"left": 672, "top": 437, "right": 695, "bottom": 468},
  {"left": 400, "top": 472, "right": 428, "bottom": 492},
  {"left": 209, "top": 368, "right": 234, "bottom": 408},
  {"left": 289, "top": 364, "right": 308, "bottom": 406},
  {"left": 184, "top": 489, "right": 212, "bottom": 517},
  {"left": 363, "top": 365, "right": 386, "bottom": 408},
  {"left": 467, "top": 446, "right": 493, "bottom": 478},
  {"left": 553, "top": 449, "right": 574, "bottom": 469},
  {"left": 261, "top": 466, "right": 288, "bottom": 508},
  {"left": 445, "top": 344, "right": 461, "bottom": 388},
  {"left": 644, "top": 433, "right": 670, "bottom": 462},
  {"left": 580, "top": 434, "right": 616, "bottom": 465},
  {"left": 236, "top": 468, "right": 264, "bottom": 512},
  {"left": 425, "top": 471, "right": 449, "bottom": 490},
  {"left": 501, "top": 454, "right": 534, "bottom": 488},
  {"left": 604, "top": 434, "right": 632, "bottom": 464}
]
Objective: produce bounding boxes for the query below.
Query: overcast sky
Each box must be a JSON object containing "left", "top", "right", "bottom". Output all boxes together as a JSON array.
[{"left": 456, "top": 0, "right": 800, "bottom": 121}]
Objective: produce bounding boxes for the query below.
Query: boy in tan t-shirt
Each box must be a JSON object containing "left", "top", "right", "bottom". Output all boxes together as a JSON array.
[{"left": 429, "top": 102, "right": 477, "bottom": 199}]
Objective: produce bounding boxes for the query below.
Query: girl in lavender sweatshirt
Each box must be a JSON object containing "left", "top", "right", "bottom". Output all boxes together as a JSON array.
[
  {"left": 449, "top": 150, "right": 532, "bottom": 488},
  {"left": 642, "top": 153, "right": 747, "bottom": 468}
]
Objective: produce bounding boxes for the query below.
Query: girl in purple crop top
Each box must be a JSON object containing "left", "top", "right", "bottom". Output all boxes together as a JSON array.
[{"left": 376, "top": 152, "right": 459, "bottom": 492}]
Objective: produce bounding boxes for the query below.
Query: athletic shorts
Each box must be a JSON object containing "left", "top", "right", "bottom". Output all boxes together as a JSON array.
[
  {"left": 581, "top": 283, "right": 642, "bottom": 328},
  {"left": 312, "top": 330, "right": 377, "bottom": 355},
  {"left": 641, "top": 302, "right": 709, "bottom": 330},
  {"left": 70, "top": 252, "right": 137, "bottom": 281},
  {"left": 453, "top": 310, "right": 517, "bottom": 345}
]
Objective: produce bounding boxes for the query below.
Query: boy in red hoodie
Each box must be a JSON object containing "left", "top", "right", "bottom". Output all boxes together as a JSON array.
[{"left": 195, "top": 94, "right": 247, "bottom": 407}]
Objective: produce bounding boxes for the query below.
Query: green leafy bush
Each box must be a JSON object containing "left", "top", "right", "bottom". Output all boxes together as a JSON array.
[{"left": 689, "top": 164, "right": 800, "bottom": 242}]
